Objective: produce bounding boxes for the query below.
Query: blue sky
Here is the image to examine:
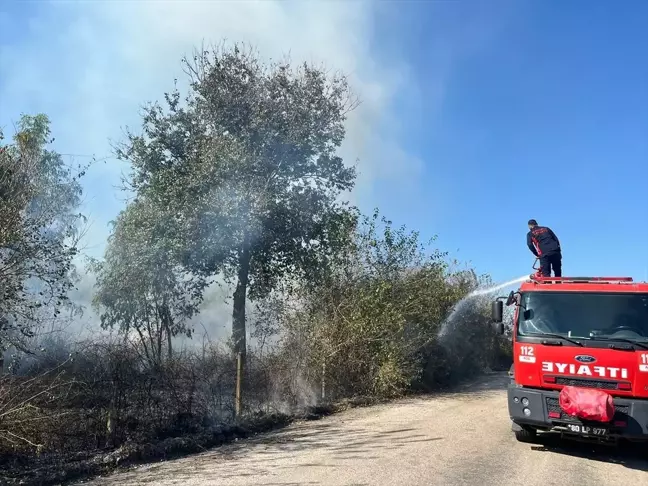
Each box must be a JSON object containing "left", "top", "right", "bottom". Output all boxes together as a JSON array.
[
  {"left": 1, "top": 0, "right": 647, "bottom": 287},
  {"left": 372, "top": 0, "right": 648, "bottom": 282}
]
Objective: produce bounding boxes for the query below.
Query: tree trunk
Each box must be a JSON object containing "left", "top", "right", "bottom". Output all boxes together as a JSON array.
[
  {"left": 159, "top": 302, "right": 174, "bottom": 359},
  {"left": 232, "top": 245, "right": 251, "bottom": 357},
  {"left": 167, "top": 325, "right": 173, "bottom": 359}
]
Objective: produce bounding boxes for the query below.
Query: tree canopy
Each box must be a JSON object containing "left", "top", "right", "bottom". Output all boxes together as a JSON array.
[
  {"left": 92, "top": 198, "right": 208, "bottom": 365},
  {"left": 106, "top": 43, "right": 360, "bottom": 355},
  {"left": 0, "top": 114, "right": 86, "bottom": 350}
]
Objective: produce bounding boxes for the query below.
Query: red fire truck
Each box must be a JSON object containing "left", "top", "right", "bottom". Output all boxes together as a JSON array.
[{"left": 491, "top": 273, "right": 648, "bottom": 444}]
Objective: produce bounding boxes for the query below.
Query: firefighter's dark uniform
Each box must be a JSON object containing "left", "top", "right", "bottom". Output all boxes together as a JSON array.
[{"left": 527, "top": 226, "right": 562, "bottom": 277}]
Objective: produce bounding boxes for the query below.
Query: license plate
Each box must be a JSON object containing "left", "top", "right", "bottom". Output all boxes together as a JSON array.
[{"left": 566, "top": 424, "right": 608, "bottom": 436}]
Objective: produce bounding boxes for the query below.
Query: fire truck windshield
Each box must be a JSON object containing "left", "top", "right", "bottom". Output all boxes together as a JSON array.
[{"left": 517, "top": 291, "right": 648, "bottom": 341}]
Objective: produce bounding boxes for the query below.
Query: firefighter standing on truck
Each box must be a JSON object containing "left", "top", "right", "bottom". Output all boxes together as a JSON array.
[{"left": 526, "top": 219, "right": 562, "bottom": 277}]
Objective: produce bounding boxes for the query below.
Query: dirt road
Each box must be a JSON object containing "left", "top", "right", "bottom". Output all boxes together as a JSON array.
[{"left": 82, "top": 373, "right": 648, "bottom": 485}]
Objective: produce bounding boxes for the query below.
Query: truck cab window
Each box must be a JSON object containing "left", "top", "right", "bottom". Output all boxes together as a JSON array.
[{"left": 518, "top": 292, "right": 648, "bottom": 340}]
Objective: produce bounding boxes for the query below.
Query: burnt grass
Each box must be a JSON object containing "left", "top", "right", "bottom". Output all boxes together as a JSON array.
[{"left": 0, "top": 399, "right": 380, "bottom": 486}]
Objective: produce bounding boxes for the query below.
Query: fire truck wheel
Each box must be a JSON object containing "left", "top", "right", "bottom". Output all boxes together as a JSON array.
[{"left": 514, "top": 427, "right": 538, "bottom": 443}]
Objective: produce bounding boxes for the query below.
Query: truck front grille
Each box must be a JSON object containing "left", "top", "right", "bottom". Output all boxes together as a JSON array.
[
  {"left": 545, "top": 396, "right": 629, "bottom": 422},
  {"left": 554, "top": 377, "right": 619, "bottom": 390}
]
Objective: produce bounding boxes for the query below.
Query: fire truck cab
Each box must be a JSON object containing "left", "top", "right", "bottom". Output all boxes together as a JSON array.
[{"left": 491, "top": 275, "right": 648, "bottom": 444}]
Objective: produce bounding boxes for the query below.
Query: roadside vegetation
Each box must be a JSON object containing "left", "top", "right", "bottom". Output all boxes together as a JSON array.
[{"left": 0, "top": 43, "right": 511, "bottom": 485}]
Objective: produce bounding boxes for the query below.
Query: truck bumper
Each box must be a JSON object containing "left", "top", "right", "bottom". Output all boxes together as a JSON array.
[{"left": 507, "top": 383, "right": 648, "bottom": 441}]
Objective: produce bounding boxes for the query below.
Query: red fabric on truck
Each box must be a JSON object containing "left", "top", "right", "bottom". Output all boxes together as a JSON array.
[{"left": 558, "top": 386, "right": 615, "bottom": 422}]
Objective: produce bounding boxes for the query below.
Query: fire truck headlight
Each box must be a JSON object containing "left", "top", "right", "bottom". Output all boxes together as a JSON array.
[
  {"left": 523, "top": 408, "right": 531, "bottom": 417},
  {"left": 521, "top": 397, "right": 529, "bottom": 406},
  {"left": 513, "top": 397, "right": 519, "bottom": 403}
]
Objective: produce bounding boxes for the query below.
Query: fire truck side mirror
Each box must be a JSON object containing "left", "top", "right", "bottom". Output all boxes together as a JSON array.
[
  {"left": 491, "top": 300, "right": 503, "bottom": 323},
  {"left": 505, "top": 291, "right": 516, "bottom": 306}
]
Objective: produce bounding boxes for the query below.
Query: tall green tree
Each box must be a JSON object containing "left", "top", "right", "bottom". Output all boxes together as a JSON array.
[
  {"left": 0, "top": 114, "right": 86, "bottom": 350},
  {"left": 115, "top": 43, "right": 359, "bottom": 356}
]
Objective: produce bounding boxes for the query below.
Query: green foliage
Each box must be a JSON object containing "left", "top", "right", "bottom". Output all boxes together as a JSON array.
[
  {"left": 92, "top": 199, "right": 209, "bottom": 365},
  {"left": 111, "top": 43, "right": 360, "bottom": 354},
  {"left": 262, "top": 209, "right": 498, "bottom": 399},
  {"left": 0, "top": 114, "right": 86, "bottom": 350}
]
